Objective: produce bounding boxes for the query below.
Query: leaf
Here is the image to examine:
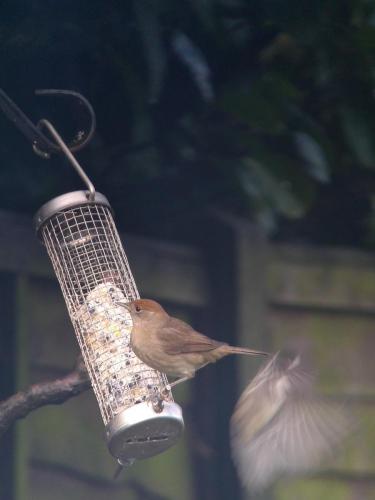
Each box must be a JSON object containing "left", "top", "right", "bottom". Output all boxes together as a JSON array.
[
  {"left": 294, "top": 132, "right": 330, "bottom": 183},
  {"left": 189, "top": 0, "right": 216, "bottom": 31},
  {"left": 340, "top": 105, "right": 375, "bottom": 168},
  {"left": 172, "top": 31, "right": 214, "bottom": 102},
  {"left": 356, "top": 25, "right": 375, "bottom": 51},
  {"left": 219, "top": 73, "right": 301, "bottom": 134},
  {"left": 254, "top": 205, "right": 278, "bottom": 234},
  {"left": 241, "top": 157, "right": 306, "bottom": 218}
]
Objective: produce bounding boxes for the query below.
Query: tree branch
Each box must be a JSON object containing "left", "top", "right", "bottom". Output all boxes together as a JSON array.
[{"left": 0, "top": 356, "right": 90, "bottom": 437}]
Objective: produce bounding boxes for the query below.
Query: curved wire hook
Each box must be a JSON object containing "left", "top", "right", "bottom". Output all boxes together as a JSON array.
[
  {"left": 37, "top": 118, "right": 96, "bottom": 200},
  {"left": 0, "top": 88, "right": 96, "bottom": 158},
  {"left": 34, "top": 89, "right": 96, "bottom": 156}
]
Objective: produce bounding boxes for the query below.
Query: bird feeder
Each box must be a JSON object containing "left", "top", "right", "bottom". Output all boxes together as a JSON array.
[
  {"left": 0, "top": 89, "right": 184, "bottom": 465},
  {"left": 35, "top": 188, "right": 184, "bottom": 463}
]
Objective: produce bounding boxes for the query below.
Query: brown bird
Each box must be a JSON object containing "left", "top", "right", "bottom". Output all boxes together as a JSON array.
[
  {"left": 230, "top": 352, "right": 353, "bottom": 492},
  {"left": 123, "top": 299, "right": 267, "bottom": 385}
]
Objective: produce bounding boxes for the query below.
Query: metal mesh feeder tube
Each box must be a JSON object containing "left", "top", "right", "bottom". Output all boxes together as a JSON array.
[{"left": 34, "top": 190, "right": 184, "bottom": 463}]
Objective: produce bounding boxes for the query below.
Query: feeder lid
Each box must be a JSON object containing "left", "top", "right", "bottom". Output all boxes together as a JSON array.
[
  {"left": 34, "top": 190, "right": 111, "bottom": 235},
  {"left": 106, "top": 401, "right": 184, "bottom": 463}
]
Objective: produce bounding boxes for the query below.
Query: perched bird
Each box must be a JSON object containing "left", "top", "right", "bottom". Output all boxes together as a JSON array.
[
  {"left": 123, "top": 299, "right": 267, "bottom": 384},
  {"left": 230, "top": 352, "right": 352, "bottom": 492}
]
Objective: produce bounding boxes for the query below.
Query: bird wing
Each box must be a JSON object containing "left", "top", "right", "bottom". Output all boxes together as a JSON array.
[
  {"left": 230, "top": 353, "right": 353, "bottom": 492},
  {"left": 232, "top": 395, "right": 350, "bottom": 492},
  {"left": 157, "top": 317, "right": 224, "bottom": 355}
]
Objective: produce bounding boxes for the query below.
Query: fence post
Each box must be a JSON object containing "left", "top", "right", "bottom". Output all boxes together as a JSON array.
[
  {"left": 230, "top": 218, "right": 273, "bottom": 500},
  {"left": 0, "top": 273, "right": 17, "bottom": 500},
  {"left": 197, "top": 213, "right": 270, "bottom": 500},
  {"left": 0, "top": 274, "right": 29, "bottom": 500}
]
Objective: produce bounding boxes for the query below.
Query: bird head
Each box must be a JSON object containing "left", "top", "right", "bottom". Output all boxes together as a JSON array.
[{"left": 123, "top": 299, "right": 168, "bottom": 326}]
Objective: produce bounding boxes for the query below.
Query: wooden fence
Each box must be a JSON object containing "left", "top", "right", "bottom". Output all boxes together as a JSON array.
[{"left": 0, "top": 209, "right": 374, "bottom": 500}]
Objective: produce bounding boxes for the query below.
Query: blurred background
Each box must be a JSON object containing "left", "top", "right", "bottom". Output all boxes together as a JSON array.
[{"left": 0, "top": 0, "right": 375, "bottom": 498}]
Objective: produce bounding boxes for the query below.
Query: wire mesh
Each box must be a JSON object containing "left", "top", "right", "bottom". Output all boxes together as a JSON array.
[{"left": 39, "top": 203, "right": 171, "bottom": 425}]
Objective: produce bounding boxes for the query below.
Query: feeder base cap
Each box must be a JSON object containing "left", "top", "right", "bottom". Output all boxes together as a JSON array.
[{"left": 106, "top": 401, "right": 184, "bottom": 462}]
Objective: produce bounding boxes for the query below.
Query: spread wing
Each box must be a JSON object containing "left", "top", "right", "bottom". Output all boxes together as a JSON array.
[
  {"left": 232, "top": 395, "right": 351, "bottom": 492},
  {"left": 157, "top": 317, "right": 224, "bottom": 355},
  {"left": 230, "top": 353, "right": 353, "bottom": 492}
]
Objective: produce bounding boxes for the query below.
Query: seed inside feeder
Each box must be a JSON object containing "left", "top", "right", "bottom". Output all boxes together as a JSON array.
[{"left": 74, "top": 282, "right": 165, "bottom": 420}]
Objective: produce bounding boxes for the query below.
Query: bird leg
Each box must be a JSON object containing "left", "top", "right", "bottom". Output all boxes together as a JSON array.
[
  {"left": 166, "top": 376, "right": 193, "bottom": 389},
  {"left": 165, "top": 362, "right": 211, "bottom": 391},
  {"left": 160, "top": 376, "right": 194, "bottom": 401}
]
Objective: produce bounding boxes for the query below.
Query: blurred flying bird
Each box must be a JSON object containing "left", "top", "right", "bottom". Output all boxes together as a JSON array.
[{"left": 230, "top": 352, "right": 352, "bottom": 492}]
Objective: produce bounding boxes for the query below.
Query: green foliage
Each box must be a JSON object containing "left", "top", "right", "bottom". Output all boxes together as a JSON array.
[{"left": 0, "top": 0, "right": 375, "bottom": 243}]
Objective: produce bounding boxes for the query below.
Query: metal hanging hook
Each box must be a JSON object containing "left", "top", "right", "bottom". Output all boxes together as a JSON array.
[
  {"left": 0, "top": 88, "right": 96, "bottom": 156},
  {"left": 38, "top": 119, "right": 96, "bottom": 201},
  {"left": 0, "top": 88, "right": 96, "bottom": 200}
]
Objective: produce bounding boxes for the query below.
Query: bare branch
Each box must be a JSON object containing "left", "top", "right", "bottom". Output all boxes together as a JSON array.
[{"left": 0, "top": 356, "right": 90, "bottom": 437}]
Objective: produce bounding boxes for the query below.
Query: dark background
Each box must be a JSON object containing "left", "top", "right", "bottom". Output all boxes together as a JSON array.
[{"left": 1, "top": 0, "right": 375, "bottom": 248}]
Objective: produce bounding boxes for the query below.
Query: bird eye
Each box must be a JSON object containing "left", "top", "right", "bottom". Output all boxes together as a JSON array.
[{"left": 135, "top": 305, "right": 141, "bottom": 312}]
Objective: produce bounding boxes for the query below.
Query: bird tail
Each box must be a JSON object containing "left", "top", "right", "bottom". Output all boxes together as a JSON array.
[{"left": 225, "top": 345, "right": 268, "bottom": 357}]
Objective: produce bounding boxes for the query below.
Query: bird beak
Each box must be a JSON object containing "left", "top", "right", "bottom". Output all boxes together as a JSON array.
[{"left": 116, "top": 301, "right": 130, "bottom": 310}]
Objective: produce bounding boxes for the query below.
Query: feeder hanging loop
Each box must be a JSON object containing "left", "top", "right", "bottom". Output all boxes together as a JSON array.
[
  {"left": 0, "top": 87, "right": 96, "bottom": 156},
  {"left": 0, "top": 88, "right": 97, "bottom": 200},
  {"left": 37, "top": 119, "right": 96, "bottom": 201}
]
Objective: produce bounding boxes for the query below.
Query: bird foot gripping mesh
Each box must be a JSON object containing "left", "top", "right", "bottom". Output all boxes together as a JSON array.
[{"left": 35, "top": 191, "right": 184, "bottom": 463}]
